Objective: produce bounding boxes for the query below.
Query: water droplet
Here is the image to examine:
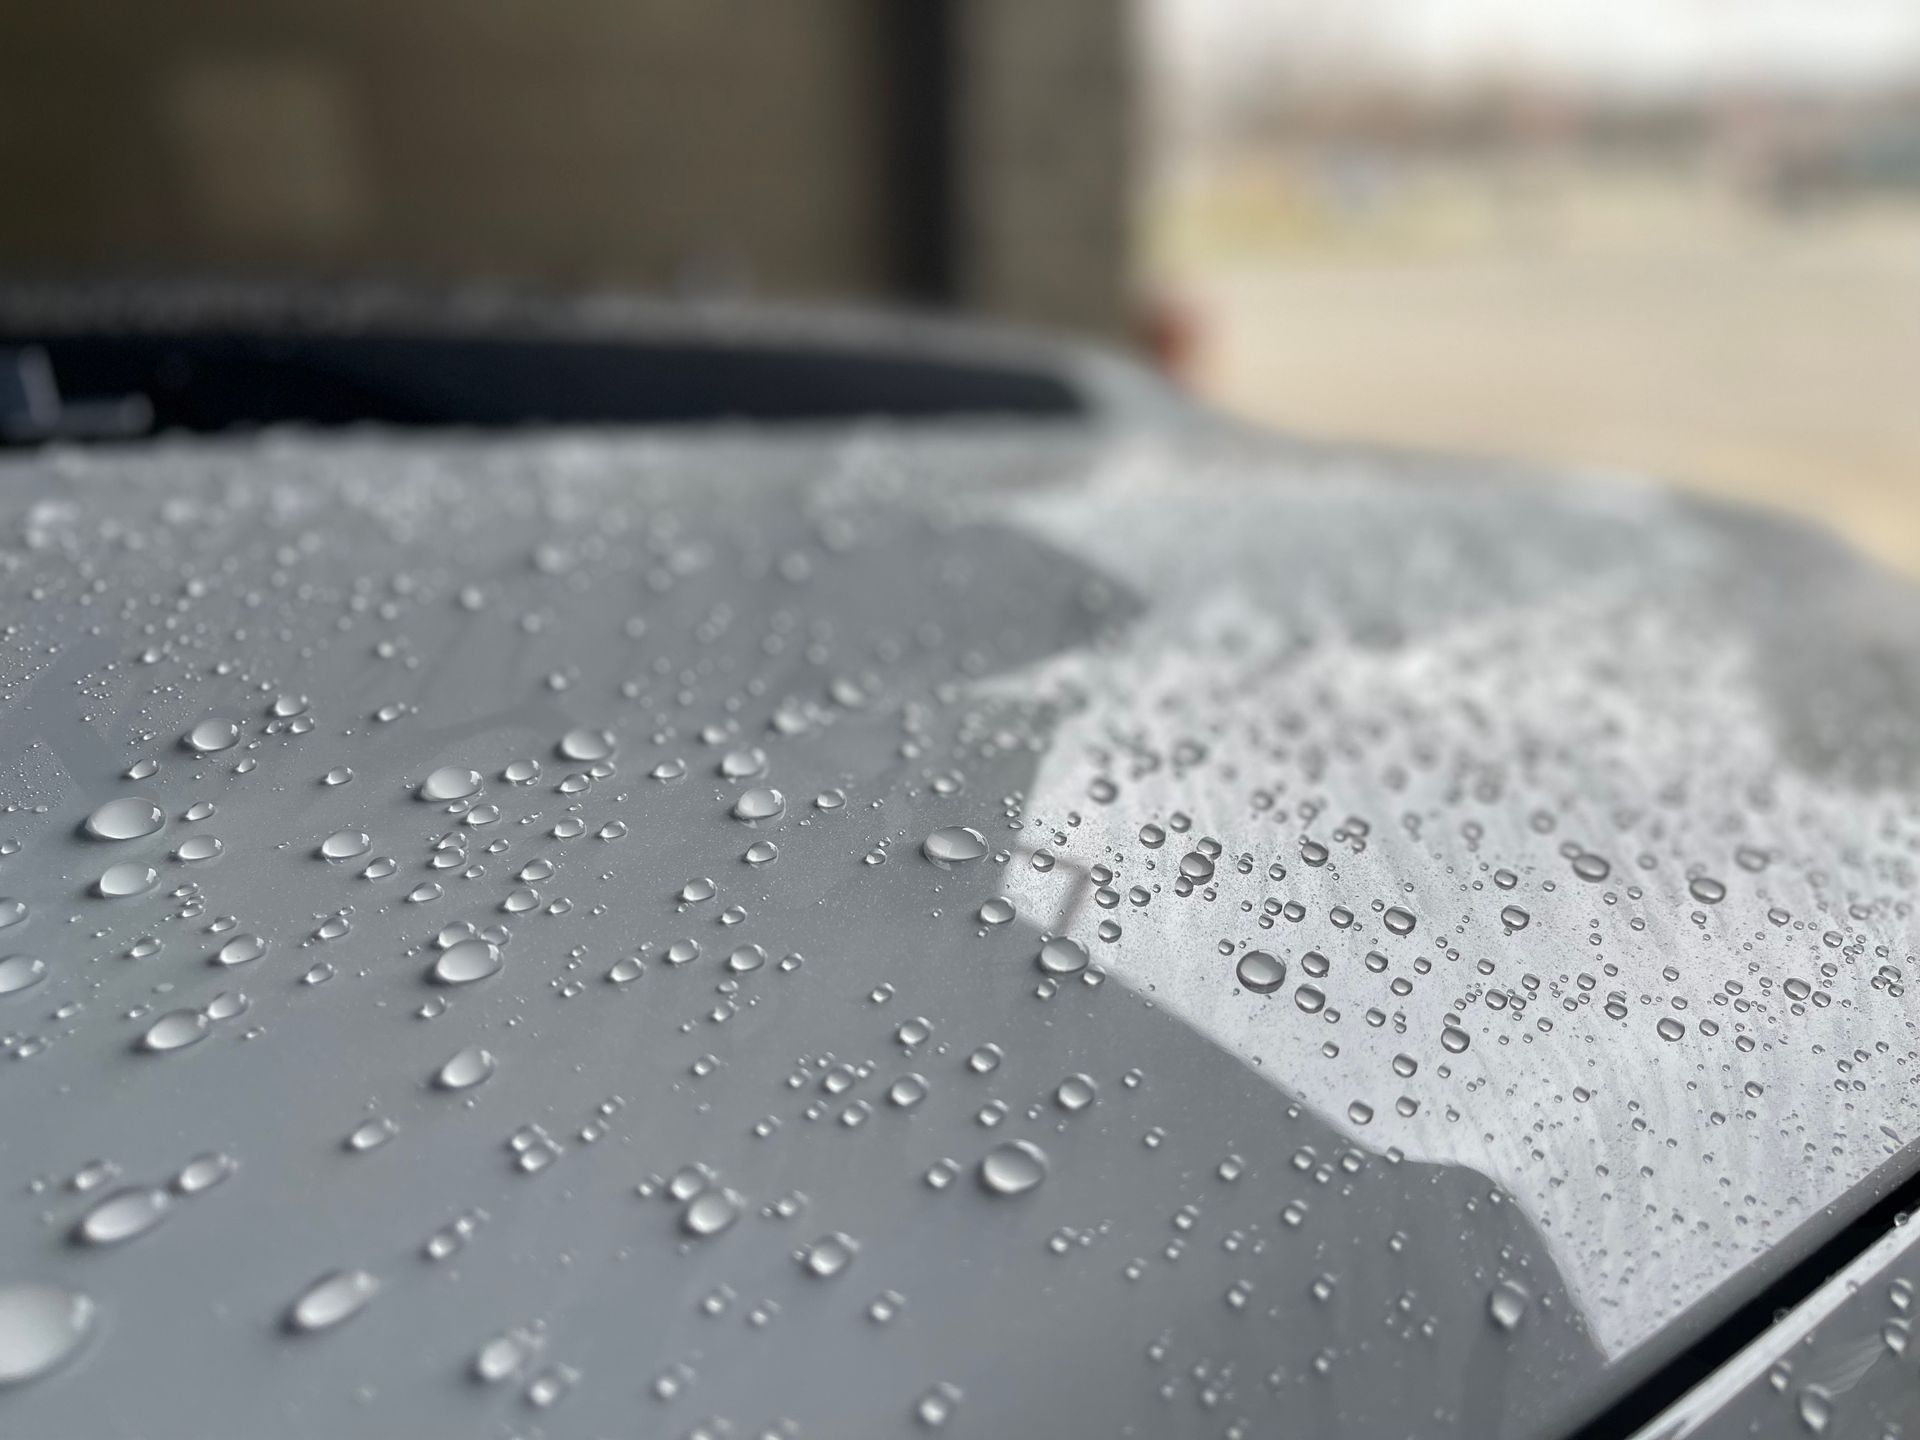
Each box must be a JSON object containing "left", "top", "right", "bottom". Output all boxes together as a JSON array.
[
  {"left": 1036, "top": 937, "right": 1088, "bottom": 976},
  {"left": 1499, "top": 905, "right": 1530, "bottom": 932},
  {"left": 432, "top": 940, "right": 502, "bottom": 986},
  {"left": 0, "top": 954, "right": 45, "bottom": 997},
  {"left": 1235, "top": 950, "right": 1286, "bottom": 994},
  {"left": 923, "top": 826, "right": 987, "bottom": 867},
  {"left": 287, "top": 1270, "right": 379, "bottom": 1333},
  {"left": 1488, "top": 1279, "right": 1530, "bottom": 1331},
  {"left": 1382, "top": 906, "right": 1416, "bottom": 936},
  {"left": 83, "top": 797, "right": 164, "bottom": 842},
  {"left": 1657, "top": 1016, "right": 1687, "bottom": 1042},
  {"left": 798, "top": 1232, "right": 859, "bottom": 1279},
  {"left": 319, "top": 831, "right": 371, "bottom": 862},
  {"left": 215, "top": 934, "right": 266, "bottom": 966},
  {"left": 557, "top": 728, "right": 615, "bottom": 762},
  {"left": 435, "top": 1046, "right": 495, "bottom": 1090},
  {"left": 96, "top": 862, "right": 158, "bottom": 898},
  {"left": 0, "top": 900, "right": 26, "bottom": 930},
  {"left": 174, "top": 1153, "right": 236, "bottom": 1193},
  {"left": 74, "top": 1187, "right": 170, "bottom": 1246},
  {"left": 977, "top": 897, "right": 1015, "bottom": 926},
  {"left": 1689, "top": 875, "right": 1727, "bottom": 904},
  {"left": 184, "top": 718, "right": 240, "bottom": 753},
  {"left": 731, "top": 788, "right": 786, "bottom": 825},
  {"left": 420, "top": 767, "right": 482, "bottom": 802},
  {"left": 140, "top": 1009, "right": 209, "bottom": 1053},
  {"left": 0, "top": 1283, "right": 93, "bottom": 1387},
  {"left": 682, "top": 1188, "right": 744, "bottom": 1238},
  {"left": 175, "top": 835, "right": 222, "bottom": 863},
  {"left": 979, "top": 1140, "right": 1048, "bottom": 1196}
]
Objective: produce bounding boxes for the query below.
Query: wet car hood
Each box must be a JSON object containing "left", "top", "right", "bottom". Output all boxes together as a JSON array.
[{"left": 1, "top": 418, "right": 1917, "bottom": 1437}]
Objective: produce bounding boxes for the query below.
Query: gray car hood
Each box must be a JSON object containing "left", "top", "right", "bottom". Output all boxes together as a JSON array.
[{"left": 0, "top": 418, "right": 1916, "bottom": 1438}]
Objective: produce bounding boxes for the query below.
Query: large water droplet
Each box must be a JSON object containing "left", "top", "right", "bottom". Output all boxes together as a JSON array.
[
  {"left": 1036, "top": 937, "right": 1087, "bottom": 976},
  {"left": 140, "top": 1009, "right": 209, "bottom": 1053},
  {"left": 1235, "top": 950, "right": 1286, "bottom": 994},
  {"left": 96, "top": 862, "right": 158, "bottom": 899},
  {"left": 319, "top": 831, "right": 371, "bottom": 862},
  {"left": 184, "top": 718, "right": 240, "bottom": 754},
  {"left": 432, "top": 940, "right": 502, "bottom": 986},
  {"left": 286, "top": 1270, "right": 379, "bottom": 1333},
  {"left": 0, "top": 954, "right": 46, "bottom": 997},
  {"left": 682, "top": 1188, "right": 744, "bottom": 1238},
  {"left": 798, "top": 1232, "right": 859, "bottom": 1279},
  {"left": 557, "top": 728, "right": 615, "bottom": 762},
  {"left": 923, "top": 827, "right": 988, "bottom": 867},
  {"left": 420, "top": 767, "right": 482, "bottom": 802},
  {"left": 436, "top": 1046, "right": 495, "bottom": 1090},
  {"left": 215, "top": 935, "right": 266, "bottom": 966},
  {"left": 74, "top": 1187, "right": 171, "bottom": 1246},
  {"left": 83, "top": 797, "right": 164, "bottom": 842},
  {"left": 979, "top": 1140, "right": 1049, "bottom": 1196},
  {"left": 731, "top": 788, "right": 786, "bottom": 825},
  {"left": 0, "top": 1283, "right": 93, "bottom": 1387}
]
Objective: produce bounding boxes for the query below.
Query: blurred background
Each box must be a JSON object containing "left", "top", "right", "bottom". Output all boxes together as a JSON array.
[{"left": 2, "top": 1, "right": 1916, "bottom": 569}]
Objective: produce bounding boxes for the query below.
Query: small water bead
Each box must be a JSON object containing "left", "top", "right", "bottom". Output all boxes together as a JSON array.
[
  {"left": 83, "top": 796, "right": 164, "bottom": 842},
  {"left": 1139, "top": 823, "right": 1165, "bottom": 848},
  {"left": 726, "top": 945, "right": 767, "bottom": 974},
  {"left": 607, "top": 956, "right": 644, "bottom": 984},
  {"left": 319, "top": 831, "right": 371, "bottom": 862},
  {"left": 1294, "top": 984, "right": 1326, "bottom": 1014},
  {"left": 0, "top": 1283, "right": 94, "bottom": 1387},
  {"left": 287, "top": 1270, "right": 380, "bottom": 1333},
  {"left": 141, "top": 1009, "right": 209, "bottom": 1053},
  {"left": 923, "top": 827, "right": 988, "bottom": 867},
  {"left": 435, "top": 1046, "right": 496, "bottom": 1090},
  {"left": 1382, "top": 906, "right": 1416, "bottom": 936},
  {"left": 126, "top": 758, "right": 160, "bottom": 780},
  {"left": 432, "top": 940, "right": 502, "bottom": 986},
  {"left": 979, "top": 1140, "right": 1049, "bottom": 1196},
  {"left": 1656, "top": 1016, "right": 1687, "bottom": 1042},
  {"left": 680, "top": 877, "right": 716, "bottom": 904},
  {"left": 814, "top": 788, "right": 846, "bottom": 811},
  {"left": 0, "top": 954, "right": 45, "bottom": 996},
  {"left": 732, "top": 788, "right": 786, "bottom": 825},
  {"left": 1235, "top": 951, "right": 1286, "bottom": 994},
  {"left": 1036, "top": 937, "right": 1088, "bottom": 976},
  {"left": 74, "top": 1186, "right": 171, "bottom": 1246},
  {"left": 215, "top": 935, "right": 266, "bottom": 966},
  {"left": 173, "top": 1152, "right": 236, "bottom": 1194},
  {"left": 1499, "top": 905, "right": 1530, "bottom": 932},
  {"left": 175, "top": 836, "right": 222, "bottom": 863},
  {"left": 322, "top": 767, "right": 354, "bottom": 787},
  {"left": 97, "top": 863, "right": 158, "bottom": 898},
  {"left": 0, "top": 900, "right": 24, "bottom": 929},
  {"left": 421, "top": 766, "right": 483, "bottom": 803},
  {"left": 916, "top": 1382, "right": 963, "bottom": 1429},
  {"left": 978, "top": 897, "right": 1016, "bottom": 926},
  {"left": 184, "top": 718, "right": 240, "bottom": 753},
  {"left": 1488, "top": 1280, "right": 1530, "bottom": 1332},
  {"left": 558, "top": 728, "right": 615, "bottom": 762},
  {"left": 798, "top": 1232, "right": 859, "bottom": 1279},
  {"left": 743, "top": 841, "right": 779, "bottom": 866}
]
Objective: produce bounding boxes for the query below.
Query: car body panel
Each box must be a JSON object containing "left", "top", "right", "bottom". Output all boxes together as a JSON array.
[{"left": 0, "top": 415, "right": 1917, "bottom": 1436}]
